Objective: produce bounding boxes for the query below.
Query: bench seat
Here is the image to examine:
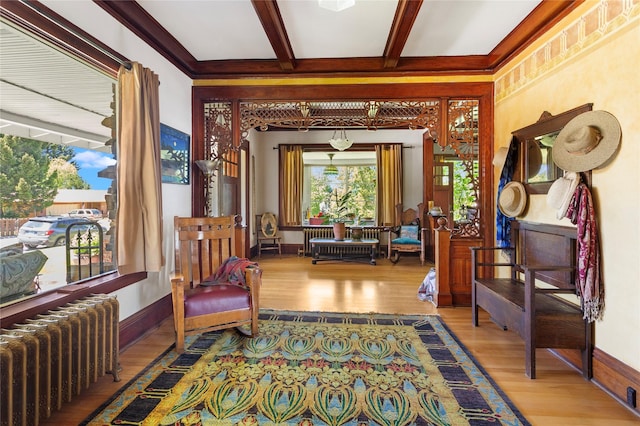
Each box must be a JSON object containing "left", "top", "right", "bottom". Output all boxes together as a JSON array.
[
  {"left": 471, "top": 221, "right": 592, "bottom": 379},
  {"left": 474, "top": 278, "right": 586, "bottom": 349}
]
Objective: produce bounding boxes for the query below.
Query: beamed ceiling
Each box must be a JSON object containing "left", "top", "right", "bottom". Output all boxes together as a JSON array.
[{"left": 94, "top": 0, "right": 580, "bottom": 78}]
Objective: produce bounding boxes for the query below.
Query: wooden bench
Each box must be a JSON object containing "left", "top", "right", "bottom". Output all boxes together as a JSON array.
[{"left": 471, "top": 221, "right": 592, "bottom": 379}]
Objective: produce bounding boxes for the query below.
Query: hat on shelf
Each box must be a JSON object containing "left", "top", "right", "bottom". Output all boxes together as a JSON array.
[
  {"left": 498, "top": 181, "right": 528, "bottom": 218},
  {"left": 553, "top": 110, "right": 621, "bottom": 172},
  {"left": 547, "top": 172, "right": 580, "bottom": 219}
]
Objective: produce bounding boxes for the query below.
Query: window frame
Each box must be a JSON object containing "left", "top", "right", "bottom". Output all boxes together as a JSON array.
[{"left": 0, "top": 2, "right": 140, "bottom": 328}]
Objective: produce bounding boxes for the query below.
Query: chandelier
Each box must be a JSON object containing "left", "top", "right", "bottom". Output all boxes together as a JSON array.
[
  {"left": 328, "top": 128, "right": 353, "bottom": 151},
  {"left": 324, "top": 153, "right": 339, "bottom": 176},
  {"left": 318, "top": 0, "right": 355, "bottom": 12}
]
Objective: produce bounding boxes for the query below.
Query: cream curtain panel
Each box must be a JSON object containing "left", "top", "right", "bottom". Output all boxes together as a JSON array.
[
  {"left": 376, "top": 144, "right": 403, "bottom": 226},
  {"left": 116, "top": 62, "right": 164, "bottom": 274},
  {"left": 279, "top": 145, "right": 303, "bottom": 226}
]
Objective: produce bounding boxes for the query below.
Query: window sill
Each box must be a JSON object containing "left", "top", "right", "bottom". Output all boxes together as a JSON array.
[{"left": 0, "top": 270, "right": 147, "bottom": 327}]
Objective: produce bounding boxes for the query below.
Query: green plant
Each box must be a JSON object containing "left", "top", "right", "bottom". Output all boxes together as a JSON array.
[
  {"left": 326, "top": 189, "right": 352, "bottom": 223},
  {"left": 70, "top": 229, "right": 101, "bottom": 257}
]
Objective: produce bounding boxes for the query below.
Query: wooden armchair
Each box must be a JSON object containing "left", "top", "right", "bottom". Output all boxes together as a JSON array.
[
  {"left": 387, "top": 203, "right": 428, "bottom": 265},
  {"left": 171, "top": 216, "right": 261, "bottom": 352}
]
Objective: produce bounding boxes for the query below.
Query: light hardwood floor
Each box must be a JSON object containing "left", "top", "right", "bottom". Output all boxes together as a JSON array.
[{"left": 43, "top": 255, "right": 638, "bottom": 425}]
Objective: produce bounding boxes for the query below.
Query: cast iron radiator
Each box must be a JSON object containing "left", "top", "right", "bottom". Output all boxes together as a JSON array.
[
  {"left": 302, "top": 226, "right": 383, "bottom": 256},
  {"left": 0, "top": 294, "right": 120, "bottom": 425}
]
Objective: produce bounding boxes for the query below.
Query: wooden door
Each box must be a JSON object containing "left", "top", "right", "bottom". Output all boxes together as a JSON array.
[
  {"left": 220, "top": 150, "right": 240, "bottom": 216},
  {"left": 433, "top": 161, "right": 453, "bottom": 220}
]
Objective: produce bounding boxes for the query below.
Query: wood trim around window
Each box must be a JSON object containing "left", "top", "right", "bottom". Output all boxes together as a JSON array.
[{"left": 0, "top": 272, "right": 147, "bottom": 328}]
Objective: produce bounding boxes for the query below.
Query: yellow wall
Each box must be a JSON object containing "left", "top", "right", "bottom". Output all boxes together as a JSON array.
[{"left": 494, "top": 0, "right": 640, "bottom": 370}]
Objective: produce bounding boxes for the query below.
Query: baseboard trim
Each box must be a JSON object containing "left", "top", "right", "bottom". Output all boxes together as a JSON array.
[
  {"left": 119, "top": 294, "right": 173, "bottom": 350},
  {"left": 592, "top": 348, "right": 640, "bottom": 416},
  {"left": 553, "top": 347, "right": 640, "bottom": 416}
]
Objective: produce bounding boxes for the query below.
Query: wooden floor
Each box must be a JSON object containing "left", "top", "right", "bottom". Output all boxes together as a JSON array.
[{"left": 43, "top": 254, "right": 638, "bottom": 425}]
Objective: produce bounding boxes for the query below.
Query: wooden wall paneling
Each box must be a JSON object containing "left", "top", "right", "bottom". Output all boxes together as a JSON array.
[
  {"left": 434, "top": 225, "right": 452, "bottom": 306},
  {"left": 450, "top": 237, "right": 483, "bottom": 306}
]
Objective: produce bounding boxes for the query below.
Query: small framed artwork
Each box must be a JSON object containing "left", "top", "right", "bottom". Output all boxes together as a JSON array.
[{"left": 160, "top": 123, "right": 190, "bottom": 184}]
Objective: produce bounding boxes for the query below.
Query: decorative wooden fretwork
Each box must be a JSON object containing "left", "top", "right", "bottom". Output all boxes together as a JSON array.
[
  {"left": 239, "top": 100, "right": 440, "bottom": 133},
  {"left": 204, "top": 101, "right": 234, "bottom": 157},
  {"left": 446, "top": 99, "right": 480, "bottom": 237},
  {"left": 202, "top": 101, "right": 234, "bottom": 216},
  {"left": 445, "top": 100, "right": 478, "bottom": 161}
]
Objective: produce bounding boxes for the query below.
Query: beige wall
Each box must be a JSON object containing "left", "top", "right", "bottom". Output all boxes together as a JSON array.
[{"left": 494, "top": 0, "right": 640, "bottom": 370}]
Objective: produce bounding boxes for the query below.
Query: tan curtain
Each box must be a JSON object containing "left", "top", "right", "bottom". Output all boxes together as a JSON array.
[
  {"left": 279, "top": 145, "right": 303, "bottom": 226},
  {"left": 116, "top": 62, "right": 164, "bottom": 274},
  {"left": 376, "top": 144, "right": 403, "bottom": 226}
]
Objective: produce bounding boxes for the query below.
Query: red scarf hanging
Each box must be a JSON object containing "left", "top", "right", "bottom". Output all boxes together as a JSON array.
[{"left": 565, "top": 183, "right": 603, "bottom": 322}]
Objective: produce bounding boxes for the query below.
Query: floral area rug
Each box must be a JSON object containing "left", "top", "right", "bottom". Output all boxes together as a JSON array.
[{"left": 83, "top": 310, "right": 529, "bottom": 425}]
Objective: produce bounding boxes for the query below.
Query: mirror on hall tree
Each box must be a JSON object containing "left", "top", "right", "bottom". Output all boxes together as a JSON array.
[{"left": 512, "top": 103, "right": 593, "bottom": 194}]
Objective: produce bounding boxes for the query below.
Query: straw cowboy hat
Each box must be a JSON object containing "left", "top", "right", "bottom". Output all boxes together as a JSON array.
[
  {"left": 553, "top": 110, "right": 621, "bottom": 172},
  {"left": 547, "top": 172, "right": 580, "bottom": 219},
  {"left": 498, "top": 181, "right": 527, "bottom": 218}
]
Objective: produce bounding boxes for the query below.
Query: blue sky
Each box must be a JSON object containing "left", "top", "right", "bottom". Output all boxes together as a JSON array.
[{"left": 73, "top": 147, "right": 116, "bottom": 190}]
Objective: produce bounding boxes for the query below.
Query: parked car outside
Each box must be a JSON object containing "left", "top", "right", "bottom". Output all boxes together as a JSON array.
[
  {"left": 68, "top": 209, "right": 103, "bottom": 219},
  {"left": 18, "top": 216, "right": 93, "bottom": 248}
]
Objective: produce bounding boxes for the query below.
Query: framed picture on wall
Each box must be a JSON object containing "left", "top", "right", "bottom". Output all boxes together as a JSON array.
[{"left": 160, "top": 123, "right": 190, "bottom": 184}]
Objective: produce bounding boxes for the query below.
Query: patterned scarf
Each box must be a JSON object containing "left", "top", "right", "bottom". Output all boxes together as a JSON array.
[
  {"left": 496, "top": 137, "right": 519, "bottom": 249},
  {"left": 565, "top": 183, "right": 603, "bottom": 322}
]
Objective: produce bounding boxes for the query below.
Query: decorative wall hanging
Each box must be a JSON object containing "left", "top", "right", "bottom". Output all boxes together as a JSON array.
[{"left": 160, "top": 123, "right": 190, "bottom": 184}]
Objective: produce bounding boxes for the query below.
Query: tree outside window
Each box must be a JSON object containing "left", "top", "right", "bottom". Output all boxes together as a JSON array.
[{"left": 307, "top": 161, "right": 376, "bottom": 224}]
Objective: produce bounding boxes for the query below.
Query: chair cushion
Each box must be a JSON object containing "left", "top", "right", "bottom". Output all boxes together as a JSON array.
[
  {"left": 392, "top": 237, "right": 421, "bottom": 245},
  {"left": 399, "top": 225, "right": 419, "bottom": 240},
  {"left": 184, "top": 284, "right": 250, "bottom": 318}
]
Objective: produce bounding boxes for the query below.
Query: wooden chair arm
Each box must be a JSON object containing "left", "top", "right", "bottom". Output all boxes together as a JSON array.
[{"left": 244, "top": 266, "right": 261, "bottom": 318}]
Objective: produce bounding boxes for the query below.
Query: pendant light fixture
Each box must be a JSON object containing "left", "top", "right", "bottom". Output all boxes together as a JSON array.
[
  {"left": 328, "top": 128, "right": 353, "bottom": 151},
  {"left": 324, "top": 153, "right": 339, "bottom": 176}
]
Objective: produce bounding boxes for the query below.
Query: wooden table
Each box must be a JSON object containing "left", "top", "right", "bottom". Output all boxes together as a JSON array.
[{"left": 310, "top": 238, "right": 379, "bottom": 265}]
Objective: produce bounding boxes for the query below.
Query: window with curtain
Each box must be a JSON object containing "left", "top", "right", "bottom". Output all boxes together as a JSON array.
[{"left": 279, "top": 144, "right": 402, "bottom": 227}]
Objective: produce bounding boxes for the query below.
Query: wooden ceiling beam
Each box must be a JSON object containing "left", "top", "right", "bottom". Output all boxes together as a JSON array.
[
  {"left": 95, "top": 0, "right": 199, "bottom": 76},
  {"left": 383, "top": 0, "right": 423, "bottom": 69},
  {"left": 251, "top": 0, "right": 296, "bottom": 71}
]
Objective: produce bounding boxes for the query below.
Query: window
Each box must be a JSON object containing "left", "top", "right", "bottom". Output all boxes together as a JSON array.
[
  {"left": 302, "top": 151, "right": 377, "bottom": 225},
  {"left": 0, "top": 18, "right": 118, "bottom": 306}
]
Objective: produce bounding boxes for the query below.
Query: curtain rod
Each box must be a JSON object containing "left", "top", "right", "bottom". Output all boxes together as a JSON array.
[{"left": 22, "top": 1, "right": 131, "bottom": 70}]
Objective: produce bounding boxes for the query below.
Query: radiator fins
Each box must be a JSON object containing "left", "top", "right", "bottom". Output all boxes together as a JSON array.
[{"left": 0, "top": 294, "right": 119, "bottom": 426}]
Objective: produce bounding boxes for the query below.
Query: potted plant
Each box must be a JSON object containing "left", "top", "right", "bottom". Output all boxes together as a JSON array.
[{"left": 327, "top": 189, "right": 352, "bottom": 240}]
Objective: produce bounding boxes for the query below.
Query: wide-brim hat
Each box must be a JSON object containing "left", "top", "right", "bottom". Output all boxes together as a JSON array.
[
  {"left": 547, "top": 172, "right": 580, "bottom": 219},
  {"left": 553, "top": 110, "right": 621, "bottom": 172},
  {"left": 498, "top": 181, "right": 527, "bottom": 218}
]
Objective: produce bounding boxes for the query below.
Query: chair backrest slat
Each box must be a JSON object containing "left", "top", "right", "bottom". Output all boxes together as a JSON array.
[{"left": 174, "top": 216, "right": 236, "bottom": 287}]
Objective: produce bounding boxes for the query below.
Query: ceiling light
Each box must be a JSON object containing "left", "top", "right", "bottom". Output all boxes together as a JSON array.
[
  {"left": 324, "top": 153, "right": 339, "bottom": 176},
  {"left": 318, "top": 0, "right": 355, "bottom": 12},
  {"left": 328, "top": 128, "right": 353, "bottom": 151}
]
